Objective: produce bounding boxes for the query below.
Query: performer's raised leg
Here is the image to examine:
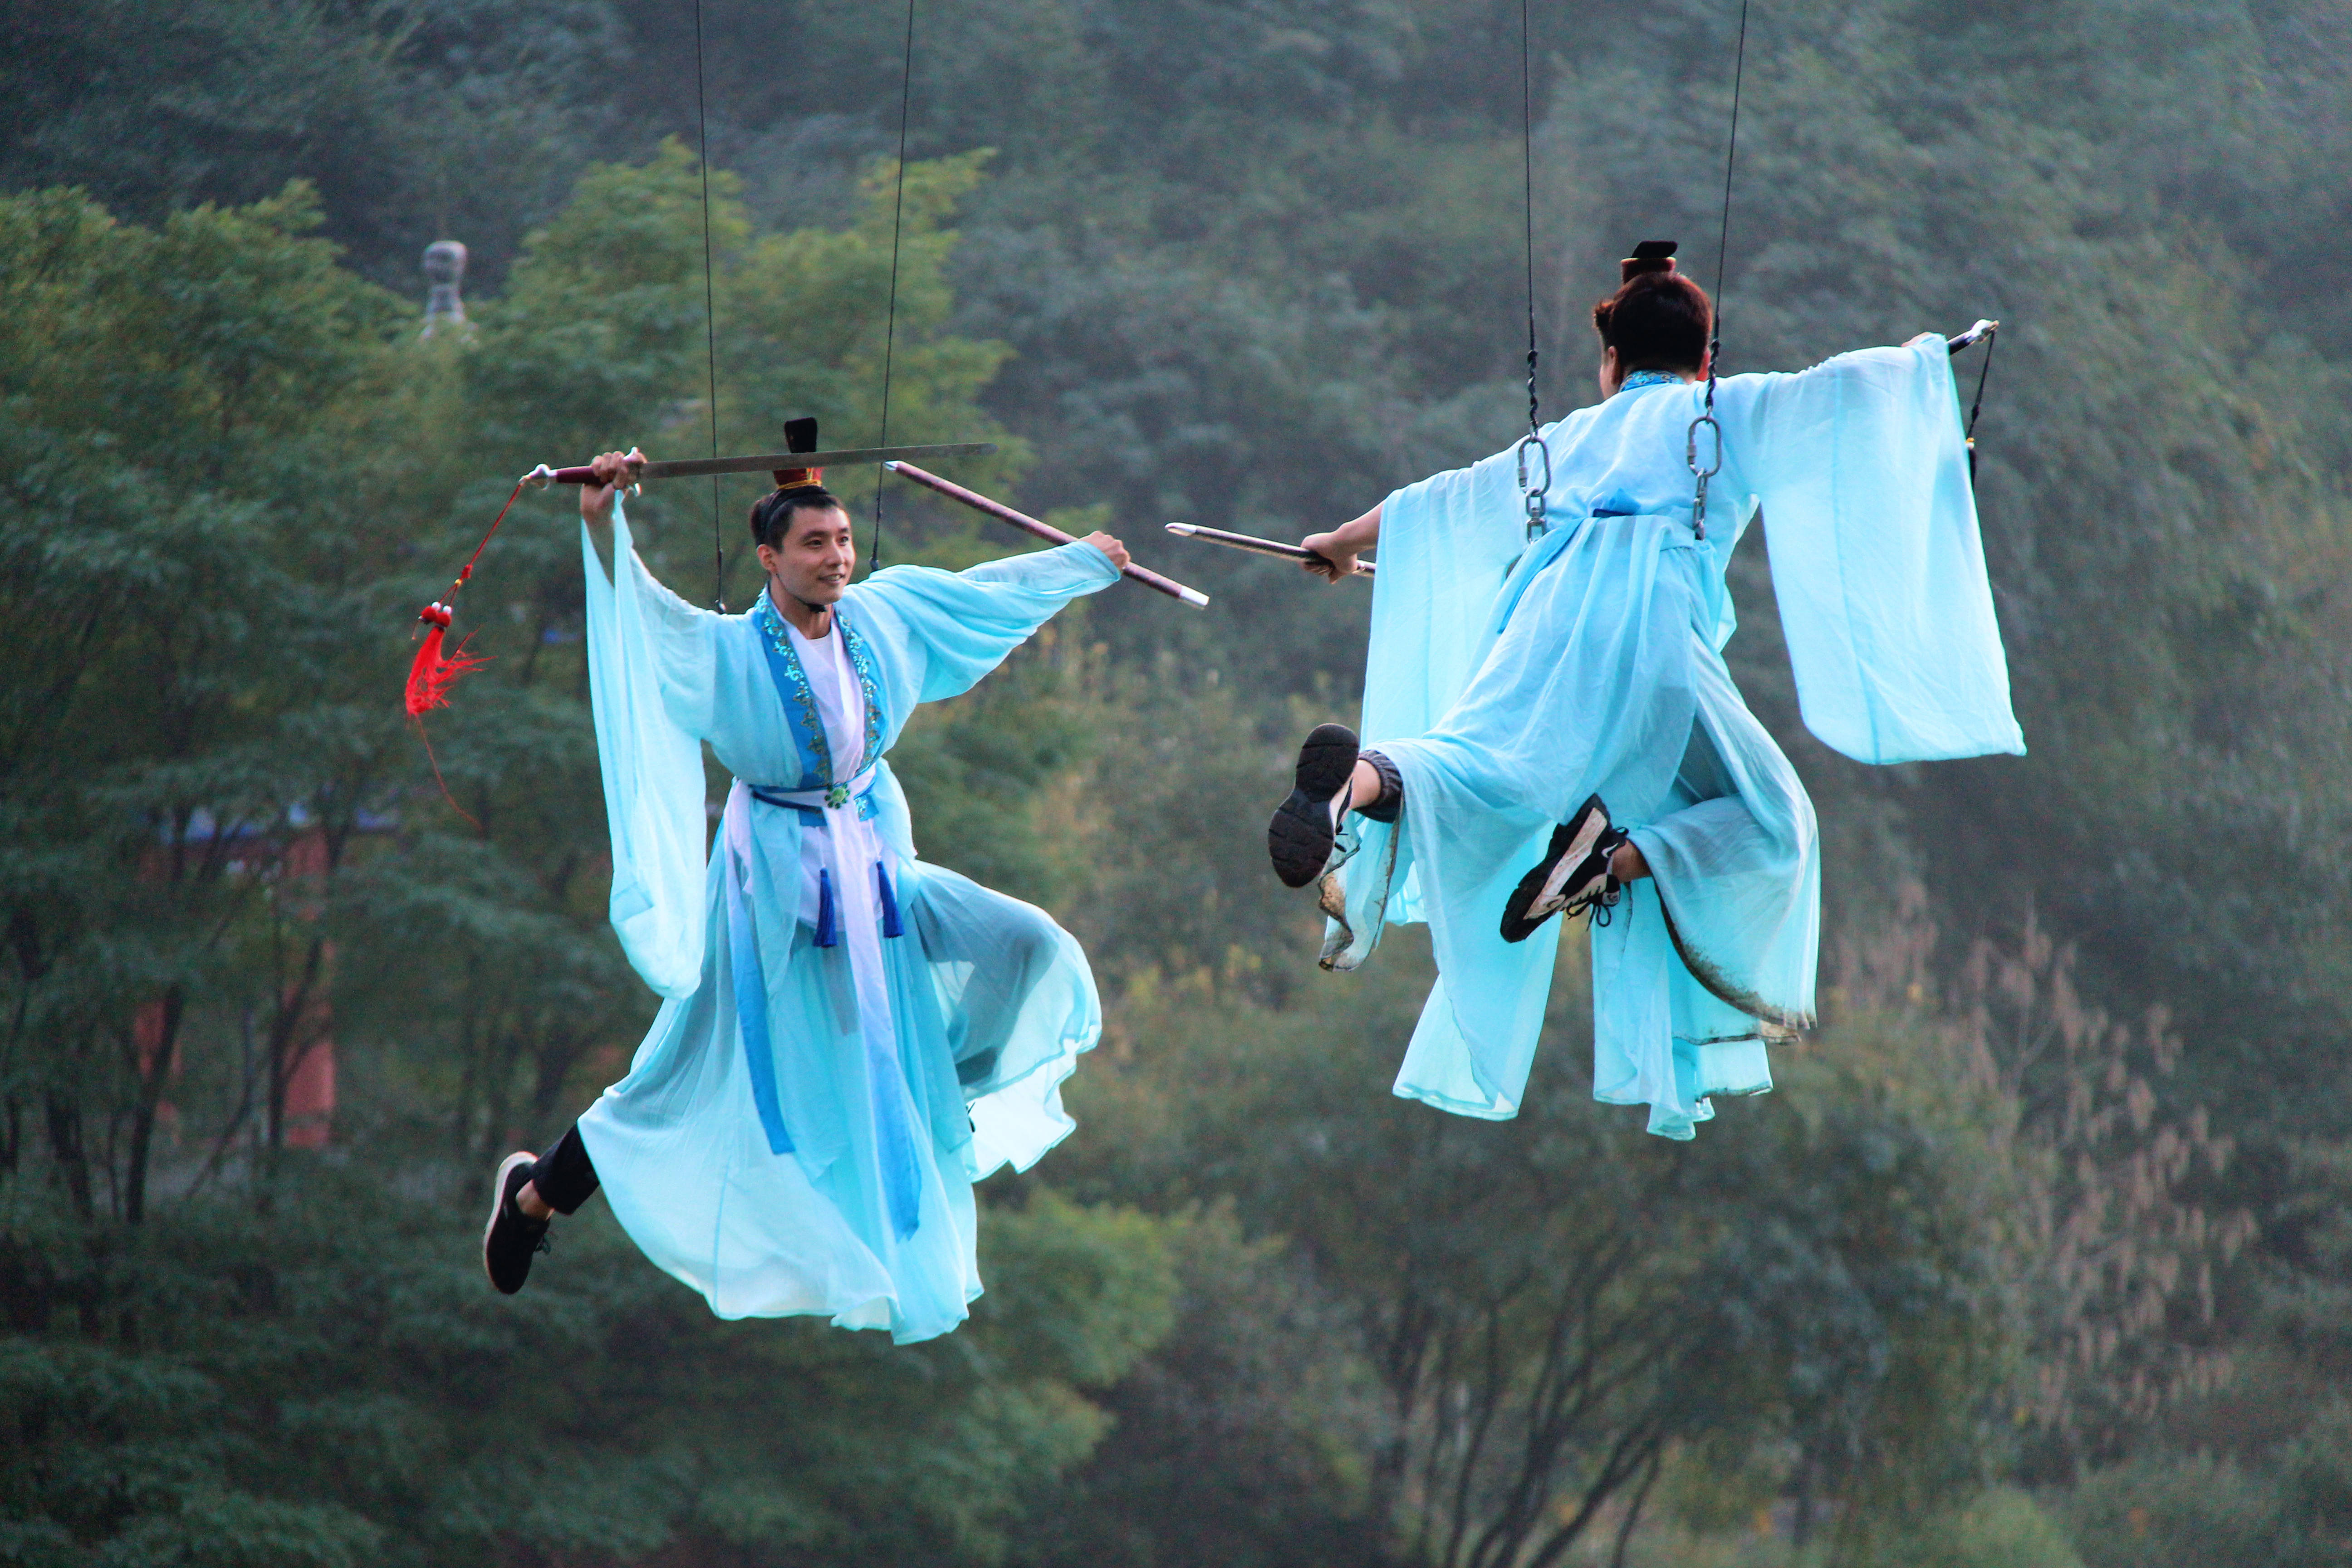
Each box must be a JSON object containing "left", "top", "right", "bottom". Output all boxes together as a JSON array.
[
  {"left": 1498, "top": 795, "right": 1644, "bottom": 942},
  {"left": 482, "top": 1123, "right": 600, "bottom": 1295},
  {"left": 1267, "top": 726, "right": 1405, "bottom": 887}
]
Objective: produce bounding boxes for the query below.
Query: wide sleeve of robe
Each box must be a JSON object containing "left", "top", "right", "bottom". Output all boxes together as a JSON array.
[
  {"left": 583, "top": 497, "right": 716, "bottom": 999},
  {"left": 1359, "top": 445, "right": 1541, "bottom": 763},
  {"left": 1339, "top": 438, "right": 1556, "bottom": 937},
  {"left": 842, "top": 542, "right": 1121, "bottom": 740},
  {"left": 1715, "top": 334, "right": 2026, "bottom": 764}
]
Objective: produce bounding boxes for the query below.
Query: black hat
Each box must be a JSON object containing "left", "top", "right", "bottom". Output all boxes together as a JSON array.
[{"left": 1619, "top": 240, "right": 1678, "bottom": 282}]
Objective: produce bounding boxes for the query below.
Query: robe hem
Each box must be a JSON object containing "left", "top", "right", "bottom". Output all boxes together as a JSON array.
[
  {"left": 1646, "top": 870, "right": 1815, "bottom": 1032},
  {"left": 1391, "top": 1081, "right": 1520, "bottom": 1121},
  {"left": 1319, "top": 814, "right": 1401, "bottom": 972},
  {"left": 960, "top": 1041, "right": 1089, "bottom": 1181}
]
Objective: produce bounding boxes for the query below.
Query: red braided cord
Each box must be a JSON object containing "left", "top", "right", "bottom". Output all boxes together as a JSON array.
[
  {"left": 403, "top": 475, "right": 533, "bottom": 827},
  {"left": 421, "top": 474, "right": 529, "bottom": 620}
]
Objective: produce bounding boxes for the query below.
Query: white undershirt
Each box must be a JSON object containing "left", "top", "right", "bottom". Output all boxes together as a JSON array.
[
  {"left": 780, "top": 607, "right": 900, "bottom": 1085},
  {"left": 784, "top": 610, "right": 866, "bottom": 781}
]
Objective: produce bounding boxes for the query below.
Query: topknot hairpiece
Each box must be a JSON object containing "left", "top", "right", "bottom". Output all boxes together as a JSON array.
[
  {"left": 771, "top": 414, "right": 824, "bottom": 491},
  {"left": 1620, "top": 239, "right": 1679, "bottom": 282}
]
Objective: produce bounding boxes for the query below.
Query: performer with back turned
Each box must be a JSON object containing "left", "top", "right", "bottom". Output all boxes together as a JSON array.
[
  {"left": 481, "top": 451, "right": 1132, "bottom": 1343},
  {"left": 1267, "top": 243, "right": 2023, "bottom": 1138}
]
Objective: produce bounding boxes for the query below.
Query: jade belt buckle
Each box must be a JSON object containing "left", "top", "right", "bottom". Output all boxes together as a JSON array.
[{"left": 825, "top": 783, "right": 851, "bottom": 810}]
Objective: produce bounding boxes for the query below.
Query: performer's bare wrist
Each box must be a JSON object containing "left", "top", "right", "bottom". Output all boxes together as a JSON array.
[
  {"left": 1300, "top": 504, "right": 1379, "bottom": 582},
  {"left": 579, "top": 450, "right": 640, "bottom": 528}
]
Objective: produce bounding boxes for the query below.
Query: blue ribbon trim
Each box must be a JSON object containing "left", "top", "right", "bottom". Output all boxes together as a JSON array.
[
  {"left": 877, "top": 861, "right": 903, "bottom": 939},
  {"left": 752, "top": 596, "right": 832, "bottom": 790},
  {"left": 723, "top": 843, "right": 794, "bottom": 1156}
]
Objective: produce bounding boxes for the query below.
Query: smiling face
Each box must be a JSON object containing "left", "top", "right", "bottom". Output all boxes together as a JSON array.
[{"left": 757, "top": 501, "right": 856, "bottom": 609}]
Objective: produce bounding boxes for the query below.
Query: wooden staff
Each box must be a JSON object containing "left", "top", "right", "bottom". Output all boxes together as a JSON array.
[
  {"left": 1163, "top": 523, "right": 1376, "bottom": 579},
  {"left": 525, "top": 442, "right": 996, "bottom": 487},
  {"left": 884, "top": 461, "right": 1210, "bottom": 608}
]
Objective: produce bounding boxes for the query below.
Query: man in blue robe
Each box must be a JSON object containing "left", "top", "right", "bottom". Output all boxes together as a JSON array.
[
  {"left": 481, "top": 451, "right": 1131, "bottom": 1344},
  {"left": 1267, "top": 244, "right": 2024, "bottom": 1139}
]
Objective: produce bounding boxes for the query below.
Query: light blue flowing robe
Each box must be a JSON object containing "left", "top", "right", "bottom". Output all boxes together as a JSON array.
[
  {"left": 574, "top": 498, "right": 1118, "bottom": 1341},
  {"left": 1327, "top": 336, "right": 2024, "bottom": 1138}
]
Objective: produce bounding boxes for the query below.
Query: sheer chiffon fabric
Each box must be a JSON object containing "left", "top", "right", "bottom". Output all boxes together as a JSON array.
[
  {"left": 578, "top": 500, "right": 1117, "bottom": 1340},
  {"left": 1329, "top": 335, "right": 2022, "bottom": 1137}
]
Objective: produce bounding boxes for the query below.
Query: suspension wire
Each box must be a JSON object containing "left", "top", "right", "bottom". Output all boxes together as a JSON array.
[
  {"left": 1686, "top": 0, "right": 1752, "bottom": 544},
  {"left": 692, "top": 0, "right": 724, "bottom": 610},
  {"left": 1512, "top": 0, "right": 1553, "bottom": 541},
  {"left": 1520, "top": 0, "right": 1539, "bottom": 440},
  {"left": 1708, "top": 0, "right": 1751, "bottom": 368},
  {"left": 868, "top": 0, "right": 918, "bottom": 576}
]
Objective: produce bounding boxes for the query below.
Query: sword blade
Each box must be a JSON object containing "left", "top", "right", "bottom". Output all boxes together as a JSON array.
[
  {"left": 537, "top": 442, "right": 997, "bottom": 485},
  {"left": 1164, "top": 523, "right": 1375, "bottom": 578}
]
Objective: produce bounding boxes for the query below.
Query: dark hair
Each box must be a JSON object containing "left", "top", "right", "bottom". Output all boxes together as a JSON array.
[
  {"left": 748, "top": 485, "right": 847, "bottom": 550},
  {"left": 1590, "top": 270, "right": 1713, "bottom": 375}
]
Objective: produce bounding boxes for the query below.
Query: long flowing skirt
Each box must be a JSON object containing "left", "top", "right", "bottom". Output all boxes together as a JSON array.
[
  {"left": 1324, "top": 510, "right": 1818, "bottom": 1137},
  {"left": 577, "top": 852, "right": 1098, "bottom": 1342}
]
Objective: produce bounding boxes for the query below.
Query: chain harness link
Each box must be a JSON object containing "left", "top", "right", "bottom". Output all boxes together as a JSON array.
[
  {"left": 1686, "top": 343, "right": 1723, "bottom": 543},
  {"left": 1517, "top": 341, "right": 1552, "bottom": 540},
  {"left": 1514, "top": 0, "right": 1549, "bottom": 545}
]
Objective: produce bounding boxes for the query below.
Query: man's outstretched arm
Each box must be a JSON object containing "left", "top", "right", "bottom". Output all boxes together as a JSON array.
[{"left": 1301, "top": 502, "right": 1382, "bottom": 585}]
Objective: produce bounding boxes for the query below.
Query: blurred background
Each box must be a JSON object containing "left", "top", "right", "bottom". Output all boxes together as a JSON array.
[{"left": 3, "top": 1, "right": 2350, "bottom": 1563}]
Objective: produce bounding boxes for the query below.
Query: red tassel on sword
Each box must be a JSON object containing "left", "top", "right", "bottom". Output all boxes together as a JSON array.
[
  {"left": 404, "top": 601, "right": 487, "bottom": 718},
  {"left": 402, "top": 475, "right": 534, "bottom": 823},
  {"left": 404, "top": 475, "right": 531, "bottom": 716}
]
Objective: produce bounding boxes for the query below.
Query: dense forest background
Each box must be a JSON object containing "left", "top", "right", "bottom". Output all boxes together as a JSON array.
[{"left": 5, "top": 0, "right": 2352, "bottom": 1563}]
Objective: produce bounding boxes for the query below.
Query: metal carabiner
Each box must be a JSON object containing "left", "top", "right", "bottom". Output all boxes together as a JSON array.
[
  {"left": 1684, "top": 412, "right": 1723, "bottom": 541},
  {"left": 1515, "top": 432, "right": 1553, "bottom": 542},
  {"left": 1685, "top": 413, "right": 1724, "bottom": 482}
]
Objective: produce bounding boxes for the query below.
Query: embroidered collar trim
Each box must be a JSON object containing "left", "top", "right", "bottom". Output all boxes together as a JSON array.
[{"left": 753, "top": 595, "right": 883, "bottom": 786}]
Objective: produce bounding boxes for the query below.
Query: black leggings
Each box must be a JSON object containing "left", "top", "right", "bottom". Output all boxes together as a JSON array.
[
  {"left": 1357, "top": 749, "right": 1403, "bottom": 823},
  {"left": 530, "top": 1123, "right": 600, "bottom": 1215}
]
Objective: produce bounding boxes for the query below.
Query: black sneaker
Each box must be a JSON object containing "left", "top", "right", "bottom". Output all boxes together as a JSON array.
[
  {"left": 1269, "top": 723, "right": 1360, "bottom": 888},
  {"left": 482, "top": 1150, "right": 550, "bottom": 1296},
  {"left": 1499, "top": 795, "right": 1629, "bottom": 943}
]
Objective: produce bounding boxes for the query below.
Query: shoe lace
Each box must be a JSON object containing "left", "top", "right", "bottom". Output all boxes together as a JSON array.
[
  {"left": 1585, "top": 828, "right": 1632, "bottom": 927},
  {"left": 533, "top": 1230, "right": 554, "bottom": 1258}
]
